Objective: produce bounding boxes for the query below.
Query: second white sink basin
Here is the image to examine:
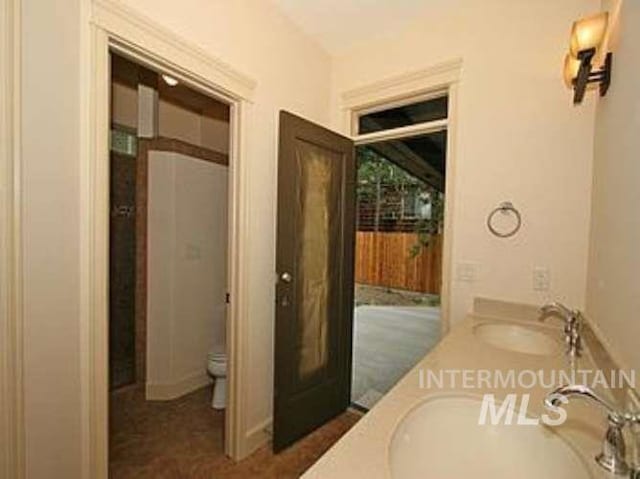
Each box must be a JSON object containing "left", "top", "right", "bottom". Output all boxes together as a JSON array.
[
  {"left": 473, "top": 322, "right": 562, "bottom": 356},
  {"left": 389, "top": 396, "right": 592, "bottom": 479}
]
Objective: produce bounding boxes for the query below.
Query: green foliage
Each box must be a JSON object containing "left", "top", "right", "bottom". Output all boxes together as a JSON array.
[
  {"left": 356, "top": 146, "right": 444, "bottom": 258},
  {"left": 357, "top": 147, "right": 421, "bottom": 192}
]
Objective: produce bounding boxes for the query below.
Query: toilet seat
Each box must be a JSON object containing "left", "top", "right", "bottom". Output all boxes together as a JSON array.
[{"left": 208, "top": 351, "right": 226, "bottom": 362}]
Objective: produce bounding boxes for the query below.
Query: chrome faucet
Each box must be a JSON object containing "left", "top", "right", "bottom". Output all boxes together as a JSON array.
[
  {"left": 539, "top": 302, "right": 583, "bottom": 357},
  {"left": 545, "top": 384, "right": 640, "bottom": 476}
]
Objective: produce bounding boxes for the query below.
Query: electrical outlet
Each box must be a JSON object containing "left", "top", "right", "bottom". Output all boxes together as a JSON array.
[
  {"left": 533, "top": 267, "right": 550, "bottom": 291},
  {"left": 456, "top": 262, "right": 478, "bottom": 283},
  {"left": 185, "top": 243, "right": 201, "bottom": 260}
]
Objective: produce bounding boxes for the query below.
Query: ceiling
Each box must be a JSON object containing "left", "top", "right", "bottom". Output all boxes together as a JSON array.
[{"left": 271, "top": 0, "right": 433, "bottom": 54}]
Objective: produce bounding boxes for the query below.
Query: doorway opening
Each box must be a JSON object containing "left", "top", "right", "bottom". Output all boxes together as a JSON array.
[
  {"left": 350, "top": 94, "right": 449, "bottom": 411},
  {"left": 108, "top": 52, "right": 232, "bottom": 476}
]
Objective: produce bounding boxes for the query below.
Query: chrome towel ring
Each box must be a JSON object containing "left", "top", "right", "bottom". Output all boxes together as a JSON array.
[{"left": 487, "top": 201, "right": 522, "bottom": 238}]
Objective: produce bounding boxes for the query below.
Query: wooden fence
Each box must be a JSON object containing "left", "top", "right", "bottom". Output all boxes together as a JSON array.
[{"left": 354, "top": 231, "right": 442, "bottom": 294}]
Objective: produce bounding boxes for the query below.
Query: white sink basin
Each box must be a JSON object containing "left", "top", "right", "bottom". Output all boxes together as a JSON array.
[
  {"left": 389, "top": 396, "right": 592, "bottom": 479},
  {"left": 473, "top": 322, "right": 562, "bottom": 356}
]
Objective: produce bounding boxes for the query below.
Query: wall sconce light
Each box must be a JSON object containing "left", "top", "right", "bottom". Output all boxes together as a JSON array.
[{"left": 563, "top": 12, "right": 612, "bottom": 104}]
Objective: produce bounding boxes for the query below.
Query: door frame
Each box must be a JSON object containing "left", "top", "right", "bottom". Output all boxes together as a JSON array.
[
  {"left": 84, "top": 1, "right": 257, "bottom": 476},
  {"left": 0, "top": 0, "right": 24, "bottom": 477},
  {"left": 340, "top": 59, "right": 462, "bottom": 334}
]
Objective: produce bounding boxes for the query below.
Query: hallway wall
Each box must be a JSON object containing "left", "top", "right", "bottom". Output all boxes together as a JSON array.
[{"left": 20, "top": 0, "right": 84, "bottom": 477}]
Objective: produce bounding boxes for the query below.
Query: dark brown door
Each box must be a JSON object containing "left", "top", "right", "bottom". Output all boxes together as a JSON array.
[{"left": 273, "top": 111, "right": 356, "bottom": 452}]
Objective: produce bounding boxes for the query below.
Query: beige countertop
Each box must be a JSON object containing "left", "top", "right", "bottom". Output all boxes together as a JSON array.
[{"left": 302, "top": 311, "right": 615, "bottom": 479}]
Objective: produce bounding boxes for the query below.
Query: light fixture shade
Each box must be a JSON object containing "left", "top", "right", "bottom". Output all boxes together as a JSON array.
[
  {"left": 570, "top": 12, "right": 609, "bottom": 57},
  {"left": 563, "top": 54, "right": 580, "bottom": 88}
]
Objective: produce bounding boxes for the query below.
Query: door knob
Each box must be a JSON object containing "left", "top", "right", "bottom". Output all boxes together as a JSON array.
[{"left": 280, "top": 272, "right": 292, "bottom": 283}]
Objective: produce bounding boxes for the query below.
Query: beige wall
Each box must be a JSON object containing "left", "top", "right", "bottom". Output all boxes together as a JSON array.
[
  {"left": 20, "top": 0, "right": 331, "bottom": 476},
  {"left": 21, "top": 0, "right": 84, "bottom": 477},
  {"left": 200, "top": 115, "right": 230, "bottom": 153},
  {"left": 586, "top": 0, "right": 640, "bottom": 373},
  {"left": 147, "top": 151, "right": 228, "bottom": 399},
  {"left": 111, "top": 82, "right": 137, "bottom": 129},
  {"left": 111, "top": 82, "right": 231, "bottom": 154},
  {"left": 157, "top": 100, "right": 230, "bottom": 153},
  {"left": 330, "top": 0, "right": 600, "bottom": 323}
]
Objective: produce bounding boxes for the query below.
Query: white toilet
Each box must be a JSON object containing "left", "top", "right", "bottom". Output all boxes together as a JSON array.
[{"left": 207, "top": 351, "right": 227, "bottom": 410}]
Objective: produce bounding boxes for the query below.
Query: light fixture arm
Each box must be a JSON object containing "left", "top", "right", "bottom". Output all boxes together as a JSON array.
[{"left": 572, "top": 49, "right": 612, "bottom": 104}]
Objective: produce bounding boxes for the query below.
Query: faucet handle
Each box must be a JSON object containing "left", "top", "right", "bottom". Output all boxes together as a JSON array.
[
  {"left": 545, "top": 385, "right": 635, "bottom": 475},
  {"left": 597, "top": 416, "right": 630, "bottom": 475}
]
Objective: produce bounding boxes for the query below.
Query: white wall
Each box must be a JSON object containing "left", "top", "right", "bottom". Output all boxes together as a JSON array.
[
  {"left": 147, "top": 151, "right": 228, "bottom": 399},
  {"left": 330, "top": 0, "right": 600, "bottom": 323},
  {"left": 20, "top": 0, "right": 84, "bottom": 477},
  {"left": 586, "top": 0, "right": 640, "bottom": 373}
]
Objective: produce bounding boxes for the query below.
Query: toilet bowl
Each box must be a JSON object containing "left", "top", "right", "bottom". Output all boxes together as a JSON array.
[{"left": 207, "top": 352, "right": 227, "bottom": 410}]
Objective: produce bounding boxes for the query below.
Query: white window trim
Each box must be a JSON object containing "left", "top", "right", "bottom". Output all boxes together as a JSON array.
[
  {"left": 341, "top": 59, "right": 462, "bottom": 333},
  {"left": 354, "top": 119, "right": 448, "bottom": 146}
]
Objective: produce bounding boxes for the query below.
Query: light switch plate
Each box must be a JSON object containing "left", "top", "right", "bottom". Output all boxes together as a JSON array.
[
  {"left": 456, "top": 262, "right": 478, "bottom": 283},
  {"left": 185, "top": 243, "right": 201, "bottom": 260},
  {"left": 533, "top": 267, "right": 550, "bottom": 291}
]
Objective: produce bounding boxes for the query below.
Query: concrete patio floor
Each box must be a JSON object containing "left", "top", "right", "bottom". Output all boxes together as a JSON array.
[{"left": 351, "top": 305, "right": 441, "bottom": 410}]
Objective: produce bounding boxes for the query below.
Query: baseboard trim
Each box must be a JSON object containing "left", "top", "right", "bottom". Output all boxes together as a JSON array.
[
  {"left": 243, "top": 417, "right": 272, "bottom": 457},
  {"left": 145, "top": 371, "right": 212, "bottom": 401}
]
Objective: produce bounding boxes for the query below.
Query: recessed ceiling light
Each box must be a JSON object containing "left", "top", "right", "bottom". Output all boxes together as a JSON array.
[{"left": 161, "top": 74, "right": 179, "bottom": 87}]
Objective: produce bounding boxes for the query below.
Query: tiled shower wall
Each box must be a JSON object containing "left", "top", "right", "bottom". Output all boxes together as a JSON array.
[{"left": 109, "top": 153, "right": 137, "bottom": 390}]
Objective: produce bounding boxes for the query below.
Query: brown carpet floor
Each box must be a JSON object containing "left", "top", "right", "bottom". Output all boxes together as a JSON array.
[{"left": 109, "top": 386, "right": 359, "bottom": 479}]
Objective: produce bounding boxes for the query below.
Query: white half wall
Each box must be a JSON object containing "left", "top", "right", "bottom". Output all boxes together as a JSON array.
[
  {"left": 331, "top": 0, "right": 600, "bottom": 323},
  {"left": 586, "top": 0, "right": 640, "bottom": 373},
  {"left": 147, "top": 151, "right": 228, "bottom": 400}
]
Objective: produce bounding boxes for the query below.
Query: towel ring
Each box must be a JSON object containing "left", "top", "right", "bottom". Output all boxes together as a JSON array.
[{"left": 487, "top": 201, "right": 522, "bottom": 238}]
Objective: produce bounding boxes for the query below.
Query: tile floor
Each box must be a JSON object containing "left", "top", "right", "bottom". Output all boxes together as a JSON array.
[{"left": 109, "top": 386, "right": 359, "bottom": 479}]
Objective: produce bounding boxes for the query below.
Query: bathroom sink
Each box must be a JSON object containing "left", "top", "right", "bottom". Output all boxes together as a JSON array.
[
  {"left": 389, "top": 396, "right": 592, "bottom": 479},
  {"left": 473, "top": 322, "right": 562, "bottom": 356}
]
